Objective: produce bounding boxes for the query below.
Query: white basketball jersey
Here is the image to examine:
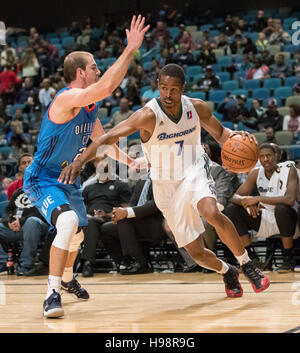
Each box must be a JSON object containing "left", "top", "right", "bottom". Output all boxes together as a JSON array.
[
  {"left": 141, "top": 95, "right": 205, "bottom": 181},
  {"left": 255, "top": 162, "right": 299, "bottom": 239}
]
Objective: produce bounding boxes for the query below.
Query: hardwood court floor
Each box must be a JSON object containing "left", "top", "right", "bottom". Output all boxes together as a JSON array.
[{"left": 0, "top": 271, "right": 300, "bottom": 333}]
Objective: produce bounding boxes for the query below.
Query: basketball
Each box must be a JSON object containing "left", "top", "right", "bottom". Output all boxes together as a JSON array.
[{"left": 221, "top": 135, "right": 259, "bottom": 173}]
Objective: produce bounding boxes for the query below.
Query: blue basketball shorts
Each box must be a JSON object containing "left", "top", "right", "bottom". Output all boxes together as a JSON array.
[{"left": 23, "top": 163, "right": 88, "bottom": 229}]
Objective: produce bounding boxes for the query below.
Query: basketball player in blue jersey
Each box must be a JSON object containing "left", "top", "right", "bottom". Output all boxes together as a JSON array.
[
  {"left": 23, "top": 15, "right": 150, "bottom": 318},
  {"left": 59, "top": 63, "right": 270, "bottom": 300}
]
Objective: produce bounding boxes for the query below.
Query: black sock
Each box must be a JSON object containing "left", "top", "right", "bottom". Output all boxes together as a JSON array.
[{"left": 245, "top": 245, "right": 258, "bottom": 260}]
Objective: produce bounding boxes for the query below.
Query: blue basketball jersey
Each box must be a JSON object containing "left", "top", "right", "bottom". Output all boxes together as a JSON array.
[{"left": 33, "top": 86, "right": 99, "bottom": 176}]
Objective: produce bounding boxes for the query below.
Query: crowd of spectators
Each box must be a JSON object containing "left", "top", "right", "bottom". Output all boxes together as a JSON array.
[{"left": 0, "top": 5, "right": 300, "bottom": 275}]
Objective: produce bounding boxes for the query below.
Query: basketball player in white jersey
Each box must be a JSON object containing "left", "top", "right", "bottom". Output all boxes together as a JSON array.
[
  {"left": 59, "top": 64, "right": 270, "bottom": 297},
  {"left": 226, "top": 143, "right": 299, "bottom": 272}
]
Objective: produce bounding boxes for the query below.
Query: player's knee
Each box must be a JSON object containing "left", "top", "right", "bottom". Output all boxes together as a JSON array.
[
  {"left": 68, "top": 229, "right": 84, "bottom": 252},
  {"left": 52, "top": 210, "right": 79, "bottom": 251},
  {"left": 200, "top": 205, "right": 222, "bottom": 227}
]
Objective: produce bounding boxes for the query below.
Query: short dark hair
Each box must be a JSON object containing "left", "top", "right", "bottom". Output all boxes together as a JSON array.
[
  {"left": 18, "top": 153, "right": 33, "bottom": 167},
  {"left": 158, "top": 64, "right": 185, "bottom": 86},
  {"left": 259, "top": 143, "right": 276, "bottom": 153}
]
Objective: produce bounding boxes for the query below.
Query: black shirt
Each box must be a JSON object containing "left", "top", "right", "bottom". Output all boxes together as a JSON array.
[{"left": 82, "top": 179, "right": 132, "bottom": 215}]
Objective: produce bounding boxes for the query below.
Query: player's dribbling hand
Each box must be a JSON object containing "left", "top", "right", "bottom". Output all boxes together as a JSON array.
[
  {"left": 229, "top": 130, "right": 258, "bottom": 144},
  {"left": 57, "top": 159, "right": 83, "bottom": 184},
  {"left": 126, "top": 14, "right": 150, "bottom": 52}
]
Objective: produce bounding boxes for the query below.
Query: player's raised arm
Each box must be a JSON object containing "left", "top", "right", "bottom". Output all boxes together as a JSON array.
[{"left": 56, "top": 15, "right": 149, "bottom": 112}]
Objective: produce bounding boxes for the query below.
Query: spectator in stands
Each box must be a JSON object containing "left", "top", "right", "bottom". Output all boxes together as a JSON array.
[
  {"left": 1, "top": 178, "right": 12, "bottom": 197},
  {"left": 126, "top": 79, "right": 141, "bottom": 109},
  {"left": 104, "top": 97, "right": 133, "bottom": 130},
  {"left": 267, "top": 54, "right": 292, "bottom": 79},
  {"left": 28, "top": 105, "right": 42, "bottom": 139},
  {"left": 151, "top": 20, "right": 170, "bottom": 47},
  {"left": 263, "top": 18, "right": 276, "bottom": 38},
  {"left": 256, "top": 32, "right": 269, "bottom": 52},
  {"left": 81, "top": 157, "right": 132, "bottom": 277},
  {"left": 76, "top": 24, "right": 92, "bottom": 51},
  {"left": 0, "top": 187, "right": 49, "bottom": 275},
  {"left": 246, "top": 57, "right": 269, "bottom": 80},
  {"left": 103, "top": 86, "right": 124, "bottom": 116},
  {"left": 174, "top": 24, "right": 186, "bottom": 45},
  {"left": 216, "top": 33, "right": 231, "bottom": 55},
  {"left": 260, "top": 50, "right": 274, "bottom": 66},
  {"left": 243, "top": 37, "right": 258, "bottom": 55},
  {"left": 218, "top": 94, "right": 250, "bottom": 124},
  {"left": 142, "top": 79, "right": 159, "bottom": 100},
  {"left": 196, "top": 45, "right": 217, "bottom": 67},
  {"left": 225, "top": 143, "right": 299, "bottom": 272},
  {"left": 21, "top": 48, "right": 40, "bottom": 82},
  {"left": 94, "top": 40, "right": 111, "bottom": 59},
  {"left": 263, "top": 126, "right": 279, "bottom": 144},
  {"left": 269, "top": 21, "right": 291, "bottom": 45},
  {"left": 17, "top": 77, "right": 36, "bottom": 104},
  {"left": 7, "top": 153, "right": 33, "bottom": 200},
  {"left": 157, "top": 47, "right": 173, "bottom": 68},
  {"left": 249, "top": 99, "right": 266, "bottom": 119},
  {"left": 178, "top": 30, "right": 197, "bottom": 53},
  {"left": 172, "top": 42, "right": 195, "bottom": 67},
  {"left": 38, "top": 78, "right": 56, "bottom": 113},
  {"left": 0, "top": 65, "right": 21, "bottom": 106},
  {"left": 236, "top": 18, "right": 248, "bottom": 33},
  {"left": 193, "top": 66, "right": 221, "bottom": 91},
  {"left": 221, "top": 14, "right": 236, "bottom": 36},
  {"left": 69, "top": 21, "right": 81, "bottom": 38},
  {"left": 101, "top": 174, "right": 165, "bottom": 275},
  {"left": 282, "top": 104, "right": 300, "bottom": 140},
  {"left": 252, "top": 10, "right": 268, "bottom": 32},
  {"left": 257, "top": 98, "right": 283, "bottom": 131},
  {"left": 0, "top": 43, "right": 17, "bottom": 68},
  {"left": 230, "top": 30, "right": 247, "bottom": 55}
]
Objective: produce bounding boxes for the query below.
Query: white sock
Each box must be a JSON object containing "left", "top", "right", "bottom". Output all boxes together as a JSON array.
[
  {"left": 217, "top": 259, "right": 229, "bottom": 274},
  {"left": 235, "top": 250, "right": 251, "bottom": 266},
  {"left": 62, "top": 266, "right": 73, "bottom": 283},
  {"left": 46, "top": 275, "right": 61, "bottom": 299}
]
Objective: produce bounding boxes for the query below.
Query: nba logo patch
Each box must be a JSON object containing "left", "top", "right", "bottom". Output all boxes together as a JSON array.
[{"left": 187, "top": 110, "right": 192, "bottom": 120}]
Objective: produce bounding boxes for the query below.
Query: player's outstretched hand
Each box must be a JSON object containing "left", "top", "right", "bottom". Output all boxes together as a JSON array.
[
  {"left": 229, "top": 130, "right": 257, "bottom": 144},
  {"left": 57, "top": 159, "right": 83, "bottom": 184},
  {"left": 126, "top": 14, "right": 150, "bottom": 52}
]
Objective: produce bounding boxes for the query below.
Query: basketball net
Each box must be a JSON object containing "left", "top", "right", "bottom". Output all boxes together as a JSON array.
[{"left": 0, "top": 21, "right": 6, "bottom": 45}]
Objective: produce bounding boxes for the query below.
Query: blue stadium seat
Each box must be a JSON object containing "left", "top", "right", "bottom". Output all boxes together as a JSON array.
[
  {"left": 252, "top": 88, "right": 270, "bottom": 100},
  {"left": 0, "top": 146, "right": 12, "bottom": 159},
  {"left": 263, "top": 78, "right": 282, "bottom": 90},
  {"left": 186, "top": 65, "right": 202, "bottom": 76},
  {"left": 283, "top": 18, "right": 298, "bottom": 31},
  {"left": 61, "top": 36, "right": 75, "bottom": 48},
  {"left": 49, "top": 38, "right": 61, "bottom": 45},
  {"left": 211, "top": 64, "right": 221, "bottom": 73},
  {"left": 200, "top": 24, "right": 214, "bottom": 31},
  {"left": 274, "top": 86, "right": 293, "bottom": 104},
  {"left": 102, "top": 57, "right": 117, "bottom": 69},
  {"left": 128, "top": 130, "right": 141, "bottom": 140},
  {"left": 242, "top": 79, "right": 260, "bottom": 90},
  {"left": 284, "top": 76, "right": 299, "bottom": 87},
  {"left": 0, "top": 193, "right": 7, "bottom": 202},
  {"left": 237, "top": 122, "right": 256, "bottom": 133},
  {"left": 0, "top": 200, "right": 8, "bottom": 217},
  {"left": 233, "top": 71, "right": 246, "bottom": 80},
  {"left": 222, "top": 80, "right": 239, "bottom": 92},
  {"left": 217, "top": 56, "right": 233, "bottom": 68},
  {"left": 142, "top": 61, "right": 152, "bottom": 71},
  {"left": 132, "top": 105, "right": 141, "bottom": 112},
  {"left": 283, "top": 44, "right": 297, "bottom": 54},
  {"left": 232, "top": 89, "right": 248, "bottom": 97},
  {"left": 213, "top": 111, "right": 223, "bottom": 121},
  {"left": 216, "top": 72, "right": 230, "bottom": 82},
  {"left": 140, "top": 86, "right": 151, "bottom": 96},
  {"left": 188, "top": 91, "right": 206, "bottom": 100},
  {"left": 208, "top": 90, "right": 226, "bottom": 104},
  {"left": 222, "top": 121, "right": 234, "bottom": 130},
  {"left": 169, "top": 27, "right": 180, "bottom": 39}
]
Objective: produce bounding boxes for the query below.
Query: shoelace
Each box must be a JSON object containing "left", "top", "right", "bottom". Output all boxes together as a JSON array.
[
  {"left": 67, "top": 275, "right": 83, "bottom": 295},
  {"left": 47, "top": 290, "right": 61, "bottom": 305},
  {"left": 243, "top": 262, "right": 263, "bottom": 282}
]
